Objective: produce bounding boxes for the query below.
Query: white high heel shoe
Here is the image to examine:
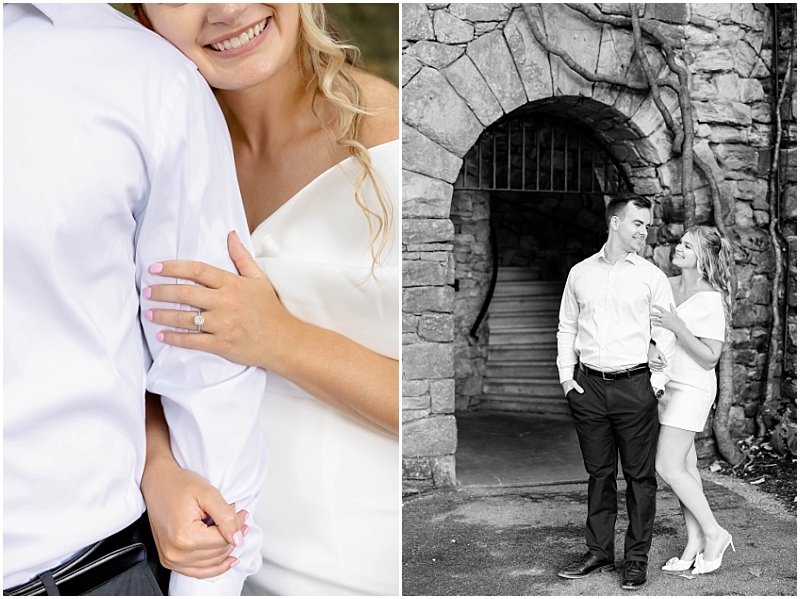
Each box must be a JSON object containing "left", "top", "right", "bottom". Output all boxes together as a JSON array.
[
  {"left": 661, "top": 555, "right": 698, "bottom": 574},
  {"left": 692, "top": 535, "right": 735, "bottom": 575}
]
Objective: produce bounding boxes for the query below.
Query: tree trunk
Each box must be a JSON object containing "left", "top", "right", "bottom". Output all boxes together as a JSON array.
[{"left": 714, "top": 346, "right": 744, "bottom": 464}]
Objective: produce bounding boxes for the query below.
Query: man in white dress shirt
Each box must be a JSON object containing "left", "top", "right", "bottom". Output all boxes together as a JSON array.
[
  {"left": 555, "top": 193, "right": 676, "bottom": 590},
  {"left": 4, "top": 4, "right": 266, "bottom": 595}
]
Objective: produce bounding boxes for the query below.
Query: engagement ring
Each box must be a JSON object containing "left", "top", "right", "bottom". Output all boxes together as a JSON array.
[{"left": 194, "top": 312, "right": 205, "bottom": 331}]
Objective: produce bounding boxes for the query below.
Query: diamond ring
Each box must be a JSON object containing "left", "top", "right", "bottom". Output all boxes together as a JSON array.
[{"left": 194, "top": 311, "right": 205, "bottom": 332}]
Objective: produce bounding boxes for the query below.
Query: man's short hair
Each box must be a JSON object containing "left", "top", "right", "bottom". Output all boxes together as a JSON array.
[{"left": 605, "top": 192, "right": 652, "bottom": 227}]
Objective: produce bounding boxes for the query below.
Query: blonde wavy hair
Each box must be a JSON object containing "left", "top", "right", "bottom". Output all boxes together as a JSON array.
[
  {"left": 298, "top": 4, "right": 393, "bottom": 273},
  {"left": 686, "top": 226, "right": 735, "bottom": 335}
]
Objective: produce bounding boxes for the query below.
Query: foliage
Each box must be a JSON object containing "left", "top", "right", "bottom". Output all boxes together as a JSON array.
[
  {"left": 326, "top": 4, "right": 398, "bottom": 86},
  {"left": 770, "top": 404, "right": 798, "bottom": 457},
  {"left": 715, "top": 435, "right": 797, "bottom": 510}
]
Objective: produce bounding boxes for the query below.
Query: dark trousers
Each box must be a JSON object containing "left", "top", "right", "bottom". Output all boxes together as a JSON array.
[{"left": 566, "top": 366, "right": 659, "bottom": 563}]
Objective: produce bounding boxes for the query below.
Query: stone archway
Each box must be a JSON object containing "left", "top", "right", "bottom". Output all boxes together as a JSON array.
[{"left": 448, "top": 98, "right": 675, "bottom": 485}]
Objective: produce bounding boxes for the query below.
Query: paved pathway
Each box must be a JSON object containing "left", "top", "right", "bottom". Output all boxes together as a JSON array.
[
  {"left": 405, "top": 411, "right": 796, "bottom": 596},
  {"left": 455, "top": 411, "right": 585, "bottom": 486},
  {"left": 403, "top": 477, "right": 796, "bottom": 596}
]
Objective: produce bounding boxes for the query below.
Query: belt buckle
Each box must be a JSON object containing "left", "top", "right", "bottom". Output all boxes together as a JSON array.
[{"left": 602, "top": 370, "right": 613, "bottom": 380}]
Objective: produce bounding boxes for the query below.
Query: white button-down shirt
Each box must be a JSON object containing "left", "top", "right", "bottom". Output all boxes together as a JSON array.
[
  {"left": 557, "top": 246, "right": 676, "bottom": 390},
  {"left": 4, "top": 4, "right": 266, "bottom": 594}
]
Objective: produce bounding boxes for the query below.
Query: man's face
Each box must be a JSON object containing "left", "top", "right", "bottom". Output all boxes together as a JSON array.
[{"left": 611, "top": 202, "right": 651, "bottom": 254}]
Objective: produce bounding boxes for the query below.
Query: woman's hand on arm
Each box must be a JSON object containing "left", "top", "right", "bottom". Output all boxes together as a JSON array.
[
  {"left": 650, "top": 304, "right": 723, "bottom": 369},
  {"left": 141, "top": 393, "right": 249, "bottom": 578},
  {"left": 146, "top": 233, "right": 398, "bottom": 436}
]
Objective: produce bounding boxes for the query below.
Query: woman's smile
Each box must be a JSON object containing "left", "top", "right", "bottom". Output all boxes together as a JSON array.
[
  {"left": 207, "top": 17, "right": 270, "bottom": 55},
  {"left": 141, "top": 4, "right": 300, "bottom": 90}
]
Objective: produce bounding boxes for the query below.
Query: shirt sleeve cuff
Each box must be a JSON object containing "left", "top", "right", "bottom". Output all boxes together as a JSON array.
[
  {"left": 559, "top": 366, "right": 576, "bottom": 384},
  {"left": 168, "top": 569, "right": 247, "bottom": 596},
  {"left": 650, "top": 372, "right": 668, "bottom": 391}
]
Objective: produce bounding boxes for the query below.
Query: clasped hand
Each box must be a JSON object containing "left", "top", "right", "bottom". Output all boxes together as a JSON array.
[{"left": 142, "top": 456, "right": 249, "bottom": 578}]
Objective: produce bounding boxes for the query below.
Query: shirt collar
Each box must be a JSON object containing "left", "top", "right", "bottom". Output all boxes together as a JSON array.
[
  {"left": 597, "top": 244, "right": 642, "bottom": 266},
  {"left": 32, "top": 3, "right": 62, "bottom": 25}
]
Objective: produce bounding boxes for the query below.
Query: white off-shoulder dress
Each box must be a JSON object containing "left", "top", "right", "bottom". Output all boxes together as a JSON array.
[
  {"left": 658, "top": 291, "right": 726, "bottom": 433},
  {"left": 241, "top": 140, "right": 400, "bottom": 596}
]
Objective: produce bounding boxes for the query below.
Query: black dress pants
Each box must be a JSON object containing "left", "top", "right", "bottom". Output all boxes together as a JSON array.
[{"left": 566, "top": 366, "right": 659, "bottom": 563}]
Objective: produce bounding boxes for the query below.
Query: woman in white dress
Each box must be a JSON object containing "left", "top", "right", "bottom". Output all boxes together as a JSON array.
[
  {"left": 648, "top": 226, "right": 735, "bottom": 576},
  {"left": 134, "top": 4, "right": 399, "bottom": 595}
]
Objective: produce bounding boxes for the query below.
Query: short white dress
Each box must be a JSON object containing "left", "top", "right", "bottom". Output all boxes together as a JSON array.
[
  {"left": 242, "top": 140, "right": 400, "bottom": 596},
  {"left": 658, "top": 291, "right": 726, "bottom": 432}
]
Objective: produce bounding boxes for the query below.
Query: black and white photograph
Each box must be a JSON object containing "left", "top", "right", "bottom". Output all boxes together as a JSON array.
[{"left": 401, "top": 3, "right": 797, "bottom": 595}]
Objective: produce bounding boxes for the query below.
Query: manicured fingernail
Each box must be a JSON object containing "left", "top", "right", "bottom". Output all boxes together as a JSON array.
[
  {"left": 230, "top": 558, "right": 240, "bottom": 569},
  {"left": 149, "top": 263, "right": 163, "bottom": 274},
  {"left": 233, "top": 230, "right": 240, "bottom": 243},
  {"left": 143, "top": 287, "right": 151, "bottom": 299},
  {"left": 233, "top": 531, "right": 244, "bottom": 547},
  {"left": 144, "top": 310, "right": 153, "bottom": 321},
  {"left": 156, "top": 332, "right": 164, "bottom": 342},
  {"left": 242, "top": 525, "right": 250, "bottom": 537}
]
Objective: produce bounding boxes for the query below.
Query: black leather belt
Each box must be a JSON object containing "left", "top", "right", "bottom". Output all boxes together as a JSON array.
[
  {"left": 579, "top": 362, "right": 649, "bottom": 380},
  {"left": 4, "top": 512, "right": 166, "bottom": 596}
]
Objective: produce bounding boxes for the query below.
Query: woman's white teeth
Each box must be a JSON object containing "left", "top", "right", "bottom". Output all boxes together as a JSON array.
[{"left": 211, "top": 18, "right": 267, "bottom": 51}]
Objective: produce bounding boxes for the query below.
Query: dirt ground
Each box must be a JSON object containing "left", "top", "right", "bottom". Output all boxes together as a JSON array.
[{"left": 402, "top": 476, "right": 797, "bottom": 596}]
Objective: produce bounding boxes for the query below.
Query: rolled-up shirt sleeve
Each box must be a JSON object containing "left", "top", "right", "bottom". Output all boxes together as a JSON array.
[
  {"left": 135, "top": 69, "right": 267, "bottom": 595},
  {"left": 649, "top": 271, "right": 677, "bottom": 391},
  {"left": 557, "top": 270, "right": 579, "bottom": 383}
]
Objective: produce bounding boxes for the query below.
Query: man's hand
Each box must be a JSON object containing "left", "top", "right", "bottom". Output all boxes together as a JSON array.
[
  {"left": 141, "top": 457, "right": 248, "bottom": 579},
  {"left": 561, "top": 379, "right": 584, "bottom": 397}
]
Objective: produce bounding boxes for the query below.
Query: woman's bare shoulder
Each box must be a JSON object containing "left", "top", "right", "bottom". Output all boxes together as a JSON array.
[
  {"left": 351, "top": 68, "right": 398, "bottom": 148},
  {"left": 697, "top": 279, "right": 717, "bottom": 292}
]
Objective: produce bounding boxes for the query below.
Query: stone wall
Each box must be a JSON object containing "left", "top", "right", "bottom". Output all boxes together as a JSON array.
[
  {"left": 451, "top": 190, "right": 491, "bottom": 411},
  {"left": 403, "top": 3, "right": 794, "bottom": 488},
  {"left": 402, "top": 211, "right": 458, "bottom": 489}
]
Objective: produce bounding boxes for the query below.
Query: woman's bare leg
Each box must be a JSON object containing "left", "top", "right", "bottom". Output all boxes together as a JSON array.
[
  {"left": 675, "top": 441, "right": 704, "bottom": 561},
  {"left": 656, "top": 425, "right": 729, "bottom": 561}
]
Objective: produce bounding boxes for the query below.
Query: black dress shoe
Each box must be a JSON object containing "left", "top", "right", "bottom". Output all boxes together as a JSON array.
[
  {"left": 557, "top": 552, "right": 615, "bottom": 579},
  {"left": 621, "top": 560, "right": 648, "bottom": 590}
]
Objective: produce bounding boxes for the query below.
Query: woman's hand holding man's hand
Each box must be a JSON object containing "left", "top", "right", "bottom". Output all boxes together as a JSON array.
[{"left": 141, "top": 452, "right": 249, "bottom": 579}]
